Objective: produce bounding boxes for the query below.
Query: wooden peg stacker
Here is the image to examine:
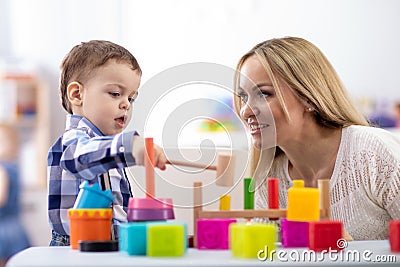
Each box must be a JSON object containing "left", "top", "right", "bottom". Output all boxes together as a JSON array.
[
  {"left": 126, "top": 137, "right": 175, "bottom": 222},
  {"left": 167, "top": 153, "right": 235, "bottom": 187}
]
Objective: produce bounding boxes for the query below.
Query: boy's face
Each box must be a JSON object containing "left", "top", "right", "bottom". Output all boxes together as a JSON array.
[{"left": 72, "top": 60, "right": 140, "bottom": 136}]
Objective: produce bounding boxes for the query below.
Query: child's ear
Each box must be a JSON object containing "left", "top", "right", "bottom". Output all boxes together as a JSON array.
[{"left": 67, "top": 82, "right": 83, "bottom": 107}]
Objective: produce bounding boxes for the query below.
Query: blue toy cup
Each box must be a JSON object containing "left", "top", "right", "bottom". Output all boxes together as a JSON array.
[{"left": 73, "top": 180, "right": 115, "bottom": 209}]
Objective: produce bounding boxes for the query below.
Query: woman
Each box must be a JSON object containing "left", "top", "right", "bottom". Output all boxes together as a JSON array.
[{"left": 234, "top": 36, "right": 400, "bottom": 240}]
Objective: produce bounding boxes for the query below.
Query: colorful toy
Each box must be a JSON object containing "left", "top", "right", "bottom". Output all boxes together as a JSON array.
[
  {"left": 68, "top": 209, "right": 113, "bottom": 250},
  {"left": 287, "top": 180, "right": 320, "bottom": 222},
  {"left": 280, "top": 219, "right": 309, "bottom": 248},
  {"left": 120, "top": 138, "right": 189, "bottom": 257},
  {"left": 119, "top": 222, "right": 148, "bottom": 255},
  {"left": 317, "top": 179, "right": 353, "bottom": 241},
  {"left": 73, "top": 180, "right": 114, "bottom": 209},
  {"left": 318, "top": 179, "right": 331, "bottom": 220},
  {"left": 127, "top": 137, "right": 175, "bottom": 222},
  {"left": 309, "top": 221, "right": 343, "bottom": 251},
  {"left": 68, "top": 180, "right": 115, "bottom": 250},
  {"left": 167, "top": 153, "right": 235, "bottom": 186},
  {"left": 191, "top": 176, "right": 340, "bottom": 251},
  {"left": 389, "top": 220, "right": 400, "bottom": 252},
  {"left": 144, "top": 137, "right": 155, "bottom": 197},
  {"left": 127, "top": 197, "right": 174, "bottom": 222},
  {"left": 196, "top": 218, "right": 236, "bottom": 250},
  {"left": 123, "top": 140, "right": 349, "bottom": 257},
  {"left": 267, "top": 178, "right": 279, "bottom": 220},
  {"left": 244, "top": 178, "right": 254, "bottom": 209},
  {"left": 230, "top": 223, "right": 277, "bottom": 259},
  {"left": 147, "top": 222, "right": 187, "bottom": 257},
  {"left": 192, "top": 181, "right": 287, "bottom": 248},
  {"left": 219, "top": 194, "right": 231, "bottom": 211}
]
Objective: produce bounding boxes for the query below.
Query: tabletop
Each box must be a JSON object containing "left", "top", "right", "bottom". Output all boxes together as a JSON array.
[{"left": 6, "top": 240, "right": 400, "bottom": 267}]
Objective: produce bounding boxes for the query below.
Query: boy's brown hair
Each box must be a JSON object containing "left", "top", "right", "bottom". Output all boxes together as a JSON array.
[{"left": 59, "top": 40, "right": 142, "bottom": 114}]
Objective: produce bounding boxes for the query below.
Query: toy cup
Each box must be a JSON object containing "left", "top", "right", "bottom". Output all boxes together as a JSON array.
[
  {"left": 73, "top": 180, "right": 114, "bottom": 209},
  {"left": 68, "top": 208, "right": 113, "bottom": 249}
]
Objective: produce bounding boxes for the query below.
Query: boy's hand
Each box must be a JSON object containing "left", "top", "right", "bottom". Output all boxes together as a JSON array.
[
  {"left": 153, "top": 144, "right": 167, "bottom": 170},
  {"left": 132, "top": 136, "right": 167, "bottom": 170}
]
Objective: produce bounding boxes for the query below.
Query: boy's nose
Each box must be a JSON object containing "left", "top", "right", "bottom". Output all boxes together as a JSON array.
[{"left": 120, "top": 99, "right": 130, "bottom": 110}]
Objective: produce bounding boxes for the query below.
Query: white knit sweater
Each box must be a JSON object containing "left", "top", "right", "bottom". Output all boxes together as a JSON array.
[{"left": 255, "top": 125, "right": 400, "bottom": 240}]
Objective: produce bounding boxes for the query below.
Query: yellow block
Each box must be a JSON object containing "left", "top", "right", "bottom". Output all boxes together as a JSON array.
[
  {"left": 229, "top": 223, "right": 277, "bottom": 259},
  {"left": 219, "top": 195, "right": 231, "bottom": 211},
  {"left": 147, "top": 223, "right": 187, "bottom": 257},
  {"left": 287, "top": 180, "right": 320, "bottom": 221}
]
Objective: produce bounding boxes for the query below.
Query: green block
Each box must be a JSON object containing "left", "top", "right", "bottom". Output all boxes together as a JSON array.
[
  {"left": 147, "top": 222, "right": 186, "bottom": 257},
  {"left": 244, "top": 178, "right": 254, "bottom": 209},
  {"left": 230, "top": 223, "right": 277, "bottom": 259}
]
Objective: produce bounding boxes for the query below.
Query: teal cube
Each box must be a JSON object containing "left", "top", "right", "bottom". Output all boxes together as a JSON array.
[
  {"left": 147, "top": 222, "right": 187, "bottom": 257},
  {"left": 119, "top": 222, "right": 148, "bottom": 255}
]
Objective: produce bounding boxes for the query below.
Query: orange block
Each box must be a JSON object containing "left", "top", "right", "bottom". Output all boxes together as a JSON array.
[
  {"left": 145, "top": 137, "right": 155, "bottom": 198},
  {"left": 68, "top": 208, "right": 112, "bottom": 249},
  {"left": 287, "top": 180, "right": 320, "bottom": 222}
]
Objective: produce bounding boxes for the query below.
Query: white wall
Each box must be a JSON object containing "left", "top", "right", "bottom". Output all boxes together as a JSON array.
[
  {"left": 6, "top": 0, "right": 400, "bottom": 96},
  {"left": 0, "top": 0, "right": 11, "bottom": 56},
  {"left": 3, "top": 0, "right": 400, "bottom": 142}
]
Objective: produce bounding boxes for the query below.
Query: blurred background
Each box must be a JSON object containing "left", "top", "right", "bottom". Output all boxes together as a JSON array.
[{"left": 1, "top": 0, "right": 400, "bottom": 247}]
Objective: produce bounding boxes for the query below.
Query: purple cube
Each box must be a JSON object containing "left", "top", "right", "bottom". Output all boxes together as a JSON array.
[
  {"left": 281, "top": 218, "right": 309, "bottom": 247},
  {"left": 197, "top": 218, "right": 237, "bottom": 249}
]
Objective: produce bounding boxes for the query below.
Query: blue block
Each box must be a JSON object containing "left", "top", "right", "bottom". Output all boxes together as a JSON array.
[{"left": 119, "top": 222, "right": 148, "bottom": 255}]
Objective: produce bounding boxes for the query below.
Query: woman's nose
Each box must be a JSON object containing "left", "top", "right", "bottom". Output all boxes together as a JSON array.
[{"left": 240, "top": 101, "right": 259, "bottom": 120}]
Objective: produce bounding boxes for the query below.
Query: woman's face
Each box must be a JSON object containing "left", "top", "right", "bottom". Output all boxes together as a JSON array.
[{"left": 238, "top": 56, "right": 307, "bottom": 150}]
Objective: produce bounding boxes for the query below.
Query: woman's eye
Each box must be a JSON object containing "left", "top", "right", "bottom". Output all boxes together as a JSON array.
[
  {"left": 237, "top": 93, "right": 248, "bottom": 103},
  {"left": 128, "top": 97, "right": 135, "bottom": 103},
  {"left": 259, "top": 91, "right": 272, "bottom": 99}
]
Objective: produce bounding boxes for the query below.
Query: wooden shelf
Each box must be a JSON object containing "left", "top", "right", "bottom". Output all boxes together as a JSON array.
[{"left": 0, "top": 75, "right": 49, "bottom": 188}]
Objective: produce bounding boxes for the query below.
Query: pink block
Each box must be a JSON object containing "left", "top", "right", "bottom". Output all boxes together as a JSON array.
[
  {"left": 281, "top": 219, "right": 309, "bottom": 248},
  {"left": 197, "top": 219, "right": 237, "bottom": 250}
]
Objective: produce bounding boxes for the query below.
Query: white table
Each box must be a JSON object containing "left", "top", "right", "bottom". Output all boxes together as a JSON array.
[{"left": 6, "top": 240, "right": 400, "bottom": 267}]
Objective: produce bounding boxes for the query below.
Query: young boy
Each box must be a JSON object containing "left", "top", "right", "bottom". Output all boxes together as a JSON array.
[{"left": 47, "top": 40, "right": 166, "bottom": 246}]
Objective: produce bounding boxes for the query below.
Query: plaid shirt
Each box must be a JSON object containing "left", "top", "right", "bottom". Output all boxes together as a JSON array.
[{"left": 47, "top": 115, "right": 137, "bottom": 237}]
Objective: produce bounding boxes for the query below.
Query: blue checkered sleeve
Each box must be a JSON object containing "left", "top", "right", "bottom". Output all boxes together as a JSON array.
[
  {"left": 48, "top": 115, "right": 137, "bottom": 236},
  {"left": 59, "top": 128, "right": 136, "bottom": 178}
]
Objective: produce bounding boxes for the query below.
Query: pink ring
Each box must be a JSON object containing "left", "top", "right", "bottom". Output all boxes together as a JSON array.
[{"left": 128, "top": 197, "right": 173, "bottom": 209}]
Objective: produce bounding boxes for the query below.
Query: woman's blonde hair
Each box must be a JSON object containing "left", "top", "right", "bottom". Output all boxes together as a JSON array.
[{"left": 233, "top": 37, "right": 369, "bottom": 177}]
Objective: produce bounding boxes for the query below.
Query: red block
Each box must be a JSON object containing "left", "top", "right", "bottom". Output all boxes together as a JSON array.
[
  {"left": 309, "top": 221, "right": 343, "bottom": 252},
  {"left": 267, "top": 178, "right": 279, "bottom": 209},
  {"left": 389, "top": 220, "right": 400, "bottom": 252}
]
